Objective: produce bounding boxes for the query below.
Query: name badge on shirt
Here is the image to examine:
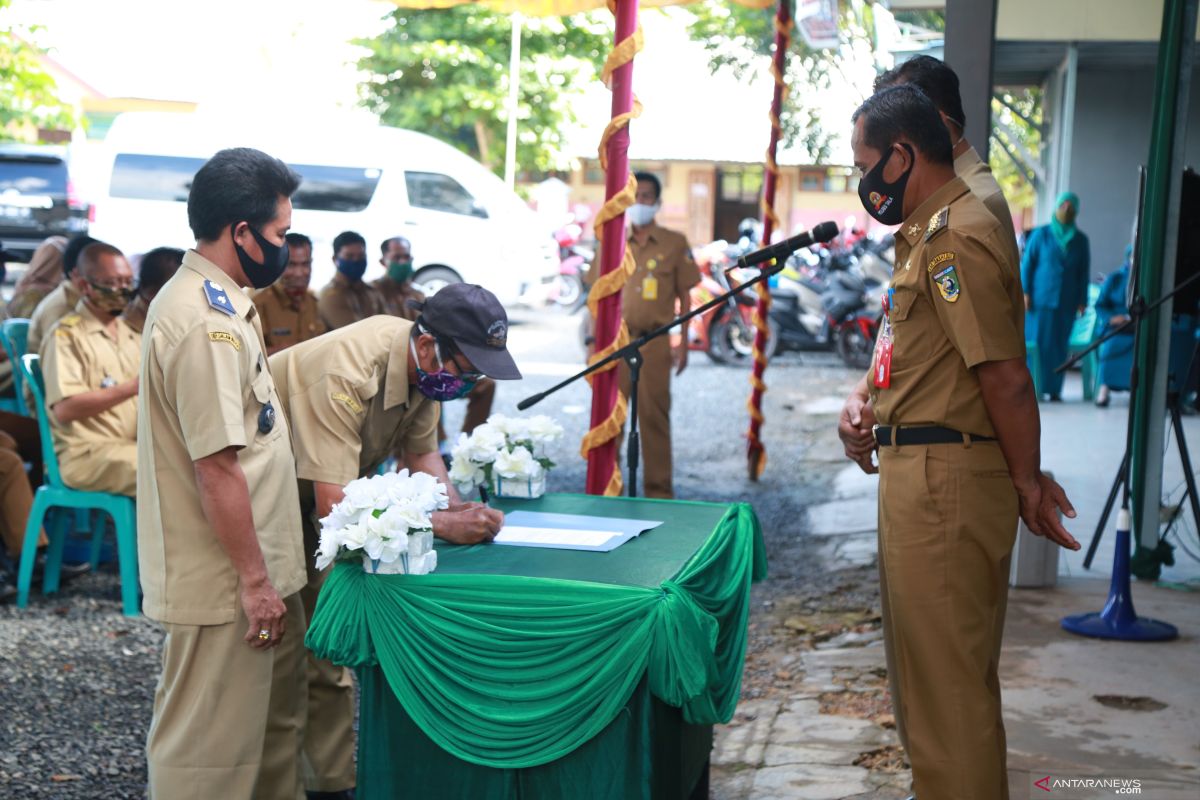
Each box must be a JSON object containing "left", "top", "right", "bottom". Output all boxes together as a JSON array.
[
  {"left": 873, "top": 288, "right": 894, "bottom": 389},
  {"left": 641, "top": 275, "right": 658, "bottom": 301}
]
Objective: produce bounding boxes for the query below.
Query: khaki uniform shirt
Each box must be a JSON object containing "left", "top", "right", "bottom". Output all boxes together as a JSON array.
[
  {"left": 28, "top": 280, "right": 82, "bottom": 357},
  {"left": 955, "top": 146, "right": 1018, "bottom": 253},
  {"left": 122, "top": 294, "right": 150, "bottom": 334},
  {"left": 317, "top": 274, "right": 386, "bottom": 331},
  {"left": 253, "top": 282, "right": 326, "bottom": 351},
  {"left": 869, "top": 177, "right": 1025, "bottom": 438},
  {"left": 372, "top": 277, "right": 424, "bottom": 321},
  {"left": 270, "top": 316, "right": 440, "bottom": 491},
  {"left": 586, "top": 223, "right": 701, "bottom": 334},
  {"left": 41, "top": 301, "right": 140, "bottom": 455},
  {"left": 137, "top": 250, "right": 305, "bottom": 625}
]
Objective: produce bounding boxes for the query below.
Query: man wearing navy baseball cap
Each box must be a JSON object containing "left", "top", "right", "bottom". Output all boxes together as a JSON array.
[{"left": 269, "top": 281, "right": 520, "bottom": 800}]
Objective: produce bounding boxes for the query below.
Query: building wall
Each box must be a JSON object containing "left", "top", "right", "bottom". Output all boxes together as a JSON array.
[{"left": 1058, "top": 65, "right": 1200, "bottom": 277}]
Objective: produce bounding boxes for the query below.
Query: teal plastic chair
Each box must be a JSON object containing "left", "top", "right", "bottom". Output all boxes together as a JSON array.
[
  {"left": 14, "top": 354, "right": 139, "bottom": 616},
  {"left": 1068, "top": 284, "right": 1101, "bottom": 401},
  {"left": 0, "top": 318, "right": 28, "bottom": 415}
]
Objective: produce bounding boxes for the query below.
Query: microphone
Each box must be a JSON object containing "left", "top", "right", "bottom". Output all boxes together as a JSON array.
[{"left": 734, "top": 221, "right": 840, "bottom": 270}]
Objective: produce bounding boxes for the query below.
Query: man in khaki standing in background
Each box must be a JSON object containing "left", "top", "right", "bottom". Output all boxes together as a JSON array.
[
  {"left": 586, "top": 171, "right": 699, "bottom": 498},
  {"left": 138, "top": 147, "right": 308, "bottom": 799}
]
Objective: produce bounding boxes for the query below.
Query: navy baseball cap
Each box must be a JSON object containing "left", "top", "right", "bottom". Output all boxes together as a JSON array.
[{"left": 416, "top": 283, "right": 522, "bottom": 380}]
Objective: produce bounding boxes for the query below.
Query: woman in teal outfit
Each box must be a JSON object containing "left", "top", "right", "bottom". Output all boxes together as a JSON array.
[
  {"left": 1021, "top": 192, "right": 1091, "bottom": 400},
  {"left": 1092, "top": 246, "right": 1134, "bottom": 407}
]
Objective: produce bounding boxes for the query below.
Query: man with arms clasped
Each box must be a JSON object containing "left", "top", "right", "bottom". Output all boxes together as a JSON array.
[
  {"left": 138, "top": 147, "right": 308, "bottom": 799},
  {"left": 836, "top": 86, "right": 1079, "bottom": 800}
]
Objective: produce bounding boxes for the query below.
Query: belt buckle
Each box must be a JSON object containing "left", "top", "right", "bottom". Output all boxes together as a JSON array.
[{"left": 871, "top": 424, "right": 881, "bottom": 445}]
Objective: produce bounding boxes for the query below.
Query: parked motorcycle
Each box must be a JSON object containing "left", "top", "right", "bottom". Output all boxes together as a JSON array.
[
  {"left": 550, "top": 216, "right": 593, "bottom": 312},
  {"left": 685, "top": 239, "right": 761, "bottom": 365}
]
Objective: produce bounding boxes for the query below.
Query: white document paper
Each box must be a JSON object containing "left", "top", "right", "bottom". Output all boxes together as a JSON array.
[{"left": 493, "top": 526, "right": 617, "bottom": 549}]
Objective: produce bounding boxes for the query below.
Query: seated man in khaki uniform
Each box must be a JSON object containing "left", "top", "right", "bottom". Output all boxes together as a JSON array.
[
  {"left": 317, "top": 230, "right": 385, "bottom": 330},
  {"left": 374, "top": 235, "right": 495, "bottom": 438},
  {"left": 271, "top": 283, "right": 519, "bottom": 798},
  {"left": 122, "top": 246, "right": 184, "bottom": 334},
  {"left": 27, "top": 234, "right": 99, "bottom": 356},
  {"left": 585, "top": 171, "right": 700, "bottom": 498},
  {"left": 138, "top": 146, "right": 307, "bottom": 798},
  {"left": 41, "top": 242, "right": 139, "bottom": 497},
  {"left": 254, "top": 231, "right": 326, "bottom": 354}
]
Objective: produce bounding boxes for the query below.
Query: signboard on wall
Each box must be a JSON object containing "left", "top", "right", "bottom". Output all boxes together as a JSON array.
[{"left": 797, "top": 0, "right": 840, "bottom": 50}]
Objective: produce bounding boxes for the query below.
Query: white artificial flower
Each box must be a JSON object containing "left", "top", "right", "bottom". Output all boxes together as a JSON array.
[
  {"left": 525, "top": 415, "right": 564, "bottom": 444},
  {"left": 486, "top": 414, "right": 513, "bottom": 437},
  {"left": 377, "top": 535, "right": 408, "bottom": 564},
  {"left": 449, "top": 453, "right": 484, "bottom": 492},
  {"left": 314, "top": 530, "right": 342, "bottom": 571},
  {"left": 466, "top": 424, "right": 506, "bottom": 463},
  {"left": 339, "top": 521, "right": 369, "bottom": 552},
  {"left": 342, "top": 477, "right": 385, "bottom": 511},
  {"left": 493, "top": 445, "right": 541, "bottom": 479}
]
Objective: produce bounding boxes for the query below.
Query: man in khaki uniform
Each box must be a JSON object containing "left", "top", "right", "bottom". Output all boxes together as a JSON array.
[
  {"left": 836, "top": 86, "right": 1080, "bottom": 800},
  {"left": 26, "top": 235, "right": 99, "bottom": 356},
  {"left": 374, "top": 236, "right": 496, "bottom": 436},
  {"left": 138, "top": 147, "right": 308, "bottom": 799},
  {"left": 317, "top": 230, "right": 385, "bottom": 330},
  {"left": 874, "top": 55, "right": 1017, "bottom": 246},
  {"left": 585, "top": 172, "right": 700, "bottom": 498},
  {"left": 41, "top": 242, "right": 139, "bottom": 497},
  {"left": 123, "top": 247, "right": 184, "bottom": 335},
  {"left": 254, "top": 232, "right": 326, "bottom": 354},
  {"left": 271, "top": 283, "right": 516, "bottom": 798}
]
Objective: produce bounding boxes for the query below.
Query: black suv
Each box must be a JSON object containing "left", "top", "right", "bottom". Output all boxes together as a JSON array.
[{"left": 0, "top": 143, "right": 89, "bottom": 262}]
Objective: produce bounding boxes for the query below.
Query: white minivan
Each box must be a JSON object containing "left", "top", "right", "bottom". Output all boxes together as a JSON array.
[{"left": 86, "top": 112, "right": 556, "bottom": 305}]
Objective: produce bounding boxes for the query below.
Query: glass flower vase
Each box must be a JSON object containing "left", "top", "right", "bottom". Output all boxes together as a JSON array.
[{"left": 490, "top": 471, "right": 547, "bottom": 499}]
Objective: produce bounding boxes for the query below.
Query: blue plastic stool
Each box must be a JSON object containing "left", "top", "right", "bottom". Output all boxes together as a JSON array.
[{"left": 14, "top": 354, "right": 139, "bottom": 616}]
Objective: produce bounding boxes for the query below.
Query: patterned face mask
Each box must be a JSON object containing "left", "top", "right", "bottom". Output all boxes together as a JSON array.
[
  {"left": 87, "top": 281, "right": 135, "bottom": 317},
  {"left": 410, "top": 338, "right": 477, "bottom": 401}
]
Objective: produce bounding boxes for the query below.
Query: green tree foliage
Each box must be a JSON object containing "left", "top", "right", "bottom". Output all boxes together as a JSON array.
[
  {"left": 990, "top": 87, "right": 1043, "bottom": 212},
  {"left": 0, "top": 0, "right": 75, "bottom": 140},
  {"left": 357, "top": 7, "right": 610, "bottom": 175},
  {"left": 686, "top": 1, "right": 886, "bottom": 164}
]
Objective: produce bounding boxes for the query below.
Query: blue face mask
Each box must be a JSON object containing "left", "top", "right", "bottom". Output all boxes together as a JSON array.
[
  {"left": 411, "top": 338, "right": 476, "bottom": 401},
  {"left": 336, "top": 257, "right": 368, "bottom": 281}
]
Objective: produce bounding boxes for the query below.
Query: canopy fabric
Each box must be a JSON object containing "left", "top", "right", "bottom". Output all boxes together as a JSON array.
[
  {"left": 387, "top": 0, "right": 772, "bottom": 14},
  {"left": 305, "top": 502, "right": 767, "bottom": 769}
]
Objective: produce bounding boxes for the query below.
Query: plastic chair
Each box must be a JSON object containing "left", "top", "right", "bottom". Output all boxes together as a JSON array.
[
  {"left": 1025, "top": 340, "right": 1043, "bottom": 398},
  {"left": 14, "top": 354, "right": 139, "bottom": 616},
  {"left": 0, "top": 318, "right": 29, "bottom": 415}
]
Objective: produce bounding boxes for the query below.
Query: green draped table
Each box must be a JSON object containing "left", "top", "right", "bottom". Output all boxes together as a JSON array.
[{"left": 306, "top": 493, "right": 767, "bottom": 799}]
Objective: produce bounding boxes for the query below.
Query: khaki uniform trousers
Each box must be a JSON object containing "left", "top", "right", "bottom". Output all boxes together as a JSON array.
[
  {"left": 299, "top": 520, "right": 357, "bottom": 792},
  {"left": 877, "top": 440, "right": 1016, "bottom": 800},
  {"left": 146, "top": 593, "right": 307, "bottom": 800},
  {"left": 618, "top": 333, "right": 673, "bottom": 499},
  {"left": 0, "top": 431, "right": 43, "bottom": 556},
  {"left": 59, "top": 441, "right": 137, "bottom": 497}
]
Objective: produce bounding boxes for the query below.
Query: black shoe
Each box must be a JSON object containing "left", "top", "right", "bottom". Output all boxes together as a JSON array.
[
  {"left": 1049, "top": 394, "right": 1063, "bottom": 402},
  {"left": 307, "top": 791, "right": 355, "bottom": 800}
]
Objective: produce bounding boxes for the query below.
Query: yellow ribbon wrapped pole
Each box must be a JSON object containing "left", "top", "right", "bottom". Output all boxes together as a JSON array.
[{"left": 745, "top": 0, "right": 792, "bottom": 481}]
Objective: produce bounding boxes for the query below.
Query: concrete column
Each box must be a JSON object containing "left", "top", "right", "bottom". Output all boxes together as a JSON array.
[{"left": 943, "top": 0, "right": 997, "bottom": 160}]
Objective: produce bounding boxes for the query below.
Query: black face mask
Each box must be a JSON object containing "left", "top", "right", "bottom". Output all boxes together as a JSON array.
[
  {"left": 857, "top": 144, "right": 914, "bottom": 226},
  {"left": 232, "top": 225, "right": 290, "bottom": 289}
]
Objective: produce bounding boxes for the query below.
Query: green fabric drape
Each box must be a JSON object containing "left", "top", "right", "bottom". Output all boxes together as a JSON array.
[{"left": 306, "top": 501, "right": 766, "bottom": 770}]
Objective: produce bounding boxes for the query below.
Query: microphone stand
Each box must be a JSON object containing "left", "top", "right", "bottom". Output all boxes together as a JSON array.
[{"left": 518, "top": 257, "right": 789, "bottom": 497}]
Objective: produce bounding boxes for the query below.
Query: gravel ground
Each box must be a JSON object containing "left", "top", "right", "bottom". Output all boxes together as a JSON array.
[{"left": 0, "top": 306, "right": 868, "bottom": 799}]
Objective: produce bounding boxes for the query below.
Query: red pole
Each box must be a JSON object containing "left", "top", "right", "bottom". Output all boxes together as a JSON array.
[
  {"left": 585, "top": 0, "right": 639, "bottom": 495},
  {"left": 745, "top": 0, "right": 792, "bottom": 481}
]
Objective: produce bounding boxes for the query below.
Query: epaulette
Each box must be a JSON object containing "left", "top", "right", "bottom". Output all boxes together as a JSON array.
[
  {"left": 203, "top": 280, "right": 237, "bottom": 317},
  {"left": 58, "top": 313, "right": 81, "bottom": 328},
  {"left": 923, "top": 206, "right": 950, "bottom": 243}
]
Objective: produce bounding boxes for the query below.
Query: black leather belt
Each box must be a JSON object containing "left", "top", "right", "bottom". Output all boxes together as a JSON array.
[{"left": 872, "top": 425, "right": 995, "bottom": 447}]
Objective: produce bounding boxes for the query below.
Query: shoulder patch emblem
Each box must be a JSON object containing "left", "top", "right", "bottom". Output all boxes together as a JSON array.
[
  {"left": 208, "top": 331, "right": 241, "bottom": 350},
  {"left": 331, "top": 392, "right": 364, "bottom": 414},
  {"left": 927, "top": 251, "right": 956, "bottom": 273},
  {"left": 932, "top": 265, "right": 961, "bottom": 303},
  {"left": 59, "top": 313, "right": 81, "bottom": 327},
  {"left": 923, "top": 206, "right": 950, "bottom": 242},
  {"left": 906, "top": 223, "right": 922, "bottom": 238},
  {"left": 203, "top": 280, "right": 237, "bottom": 317}
]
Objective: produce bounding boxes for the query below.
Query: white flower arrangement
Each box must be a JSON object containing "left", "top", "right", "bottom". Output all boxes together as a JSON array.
[
  {"left": 449, "top": 414, "right": 564, "bottom": 497},
  {"left": 315, "top": 469, "right": 449, "bottom": 575}
]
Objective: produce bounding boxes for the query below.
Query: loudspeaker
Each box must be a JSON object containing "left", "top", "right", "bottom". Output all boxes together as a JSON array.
[{"left": 1173, "top": 167, "right": 1200, "bottom": 316}]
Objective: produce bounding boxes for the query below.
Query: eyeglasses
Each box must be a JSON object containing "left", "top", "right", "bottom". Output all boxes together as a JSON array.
[{"left": 435, "top": 339, "right": 484, "bottom": 382}]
